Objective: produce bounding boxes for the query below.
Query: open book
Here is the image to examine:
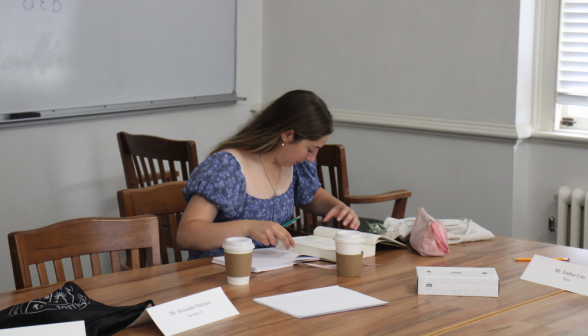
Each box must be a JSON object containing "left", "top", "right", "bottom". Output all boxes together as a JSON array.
[
  {"left": 276, "top": 226, "right": 405, "bottom": 262},
  {"left": 211, "top": 248, "right": 319, "bottom": 273}
]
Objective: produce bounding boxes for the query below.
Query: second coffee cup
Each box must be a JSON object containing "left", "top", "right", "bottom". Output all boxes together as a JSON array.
[
  {"left": 222, "top": 237, "right": 255, "bottom": 285},
  {"left": 334, "top": 230, "right": 364, "bottom": 277}
]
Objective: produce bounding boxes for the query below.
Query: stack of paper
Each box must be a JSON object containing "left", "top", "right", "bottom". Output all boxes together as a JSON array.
[{"left": 253, "top": 286, "right": 387, "bottom": 318}]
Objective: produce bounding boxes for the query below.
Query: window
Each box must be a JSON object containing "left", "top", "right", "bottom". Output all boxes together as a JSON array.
[{"left": 555, "top": 0, "right": 588, "bottom": 132}]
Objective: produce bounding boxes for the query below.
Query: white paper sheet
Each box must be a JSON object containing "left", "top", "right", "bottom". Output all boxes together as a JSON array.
[
  {"left": 212, "top": 248, "right": 317, "bottom": 272},
  {"left": 253, "top": 285, "right": 387, "bottom": 318},
  {"left": 0, "top": 321, "right": 86, "bottom": 336}
]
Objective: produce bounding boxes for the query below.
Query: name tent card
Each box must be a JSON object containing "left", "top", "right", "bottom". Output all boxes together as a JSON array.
[
  {"left": 520, "top": 255, "right": 588, "bottom": 296},
  {"left": 146, "top": 287, "right": 239, "bottom": 336}
]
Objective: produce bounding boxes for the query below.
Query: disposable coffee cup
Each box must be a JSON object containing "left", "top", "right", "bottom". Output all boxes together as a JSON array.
[
  {"left": 334, "top": 231, "right": 364, "bottom": 277},
  {"left": 222, "top": 237, "right": 255, "bottom": 285}
]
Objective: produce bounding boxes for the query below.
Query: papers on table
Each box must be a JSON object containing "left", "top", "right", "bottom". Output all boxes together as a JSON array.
[
  {"left": 0, "top": 321, "right": 85, "bottom": 336},
  {"left": 253, "top": 285, "right": 387, "bottom": 318},
  {"left": 212, "top": 248, "right": 319, "bottom": 273}
]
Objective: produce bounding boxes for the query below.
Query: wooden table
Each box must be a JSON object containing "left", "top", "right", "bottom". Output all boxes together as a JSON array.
[{"left": 1, "top": 236, "right": 588, "bottom": 335}]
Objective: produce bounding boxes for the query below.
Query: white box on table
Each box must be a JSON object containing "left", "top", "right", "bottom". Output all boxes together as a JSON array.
[{"left": 416, "top": 266, "right": 499, "bottom": 297}]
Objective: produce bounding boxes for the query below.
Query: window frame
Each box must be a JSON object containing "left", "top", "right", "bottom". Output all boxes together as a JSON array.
[
  {"left": 536, "top": 0, "right": 588, "bottom": 133},
  {"left": 534, "top": 0, "right": 560, "bottom": 132}
]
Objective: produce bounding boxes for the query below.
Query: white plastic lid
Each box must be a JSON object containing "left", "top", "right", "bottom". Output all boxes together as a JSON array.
[
  {"left": 222, "top": 237, "right": 254, "bottom": 249},
  {"left": 333, "top": 230, "right": 364, "bottom": 242}
]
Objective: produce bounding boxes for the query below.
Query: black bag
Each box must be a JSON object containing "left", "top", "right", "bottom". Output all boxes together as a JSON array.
[{"left": 0, "top": 282, "right": 153, "bottom": 336}]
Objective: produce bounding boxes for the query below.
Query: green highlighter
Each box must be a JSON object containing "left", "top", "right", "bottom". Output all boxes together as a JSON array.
[{"left": 281, "top": 216, "right": 301, "bottom": 228}]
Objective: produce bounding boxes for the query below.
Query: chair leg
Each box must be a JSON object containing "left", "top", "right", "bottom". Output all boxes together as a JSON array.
[{"left": 391, "top": 198, "right": 408, "bottom": 219}]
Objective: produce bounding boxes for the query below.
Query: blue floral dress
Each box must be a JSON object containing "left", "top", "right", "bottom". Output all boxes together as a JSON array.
[{"left": 183, "top": 151, "right": 321, "bottom": 259}]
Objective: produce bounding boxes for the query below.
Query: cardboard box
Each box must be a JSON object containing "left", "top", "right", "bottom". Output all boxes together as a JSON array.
[{"left": 416, "top": 266, "right": 499, "bottom": 297}]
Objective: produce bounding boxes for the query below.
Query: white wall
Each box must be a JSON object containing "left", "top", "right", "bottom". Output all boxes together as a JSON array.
[
  {"left": 327, "top": 127, "right": 515, "bottom": 235},
  {"left": 262, "top": 0, "right": 523, "bottom": 236},
  {"left": 512, "top": 140, "right": 530, "bottom": 239},
  {"left": 262, "top": 0, "right": 588, "bottom": 248},
  {"left": 524, "top": 141, "right": 588, "bottom": 244},
  {"left": 262, "top": 0, "right": 520, "bottom": 124},
  {"left": 0, "top": 0, "right": 262, "bottom": 292}
]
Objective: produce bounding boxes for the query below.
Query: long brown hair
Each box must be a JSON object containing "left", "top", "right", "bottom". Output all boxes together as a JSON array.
[{"left": 212, "top": 90, "right": 333, "bottom": 154}]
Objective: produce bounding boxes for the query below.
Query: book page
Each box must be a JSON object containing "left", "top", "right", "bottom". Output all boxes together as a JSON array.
[
  {"left": 313, "top": 226, "right": 387, "bottom": 246},
  {"left": 376, "top": 236, "right": 406, "bottom": 247},
  {"left": 286, "top": 235, "right": 375, "bottom": 259},
  {"left": 312, "top": 226, "right": 340, "bottom": 239},
  {"left": 295, "top": 235, "right": 336, "bottom": 251}
]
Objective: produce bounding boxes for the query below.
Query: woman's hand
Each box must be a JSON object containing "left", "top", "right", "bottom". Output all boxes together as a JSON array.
[
  {"left": 301, "top": 188, "right": 361, "bottom": 230},
  {"left": 178, "top": 195, "right": 297, "bottom": 251},
  {"left": 322, "top": 204, "right": 360, "bottom": 230},
  {"left": 246, "top": 221, "right": 296, "bottom": 249}
]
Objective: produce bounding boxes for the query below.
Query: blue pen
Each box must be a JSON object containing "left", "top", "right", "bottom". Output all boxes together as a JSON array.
[{"left": 281, "top": 216, "right": 301, "bottom": 228}]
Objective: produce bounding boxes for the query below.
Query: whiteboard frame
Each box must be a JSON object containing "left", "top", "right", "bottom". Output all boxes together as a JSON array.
[{"left": 0, "top": 93, "right": 245, "bottom": 129}]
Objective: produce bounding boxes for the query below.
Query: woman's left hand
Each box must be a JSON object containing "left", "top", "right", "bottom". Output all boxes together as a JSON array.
[{"left": 322, "top": 204, "right": 360, "bottom": 230}]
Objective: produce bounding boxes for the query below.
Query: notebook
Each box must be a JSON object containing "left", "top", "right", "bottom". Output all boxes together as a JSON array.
[
  {"left": 253, "top": 285, "right": 387, "bottom": 318},
  {"left": 211, "top": 248, "right": 319, "bottom": 273}
]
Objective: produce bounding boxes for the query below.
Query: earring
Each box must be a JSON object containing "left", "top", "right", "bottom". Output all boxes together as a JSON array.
[{"left": 282, "top": 143, "right": 285, "bottom": 147}]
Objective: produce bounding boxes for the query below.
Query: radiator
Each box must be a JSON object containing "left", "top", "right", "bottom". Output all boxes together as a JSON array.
[{"left": 554, "top": 186, "right": 588, "bottom": 247}]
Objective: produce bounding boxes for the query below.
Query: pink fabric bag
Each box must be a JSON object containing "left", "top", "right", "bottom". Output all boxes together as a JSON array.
[{"left": 409, "top": 208, "right": 450, "bottom": 256}]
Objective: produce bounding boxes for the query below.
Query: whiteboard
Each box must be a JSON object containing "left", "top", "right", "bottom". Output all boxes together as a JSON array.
[{"left": 0, "top": 0, "right": 237, "bottom": 124}]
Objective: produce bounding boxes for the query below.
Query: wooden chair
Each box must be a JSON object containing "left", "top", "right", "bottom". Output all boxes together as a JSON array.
[
  {"left": 117, "top": 132, "right": 198, "bottom": 189},
  {"left": 118, "top": 181, "right": 187, "bottom": 264},
  {"left": 288, "top": 144, "right": 412, "bottom": 236},
  {"left": 117, "top": 132, "right": 196, "bottom": 264},
  {"left": 8, "top": 215, "right": 161, "bottom": 289}
]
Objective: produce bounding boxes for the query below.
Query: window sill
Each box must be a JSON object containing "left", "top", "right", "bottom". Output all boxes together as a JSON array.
[{"left": 531, "top": 131, "right": 588, "bottom": 147}]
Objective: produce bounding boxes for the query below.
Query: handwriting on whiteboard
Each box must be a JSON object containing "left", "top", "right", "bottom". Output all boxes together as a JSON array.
[{"left": 23, "top": 0, "right": 62, "bottom": 13}]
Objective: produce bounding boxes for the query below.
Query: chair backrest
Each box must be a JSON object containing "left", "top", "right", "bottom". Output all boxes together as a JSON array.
[
  {"left": 288, "top": 144, "right": 411, "bottom": 236},
  {"left": 314, "top": 144, "right": 350, "bottom": 202},
  {"left": 8, "top": 215, "right": 161, "bottom": 289},
  {"left": 117, "top": 132, "right": 198, "bottom": 189},
  {"left": 117, "top": 181, "right": 187, "bottom": 264},
  {"left": 289, "top": 145, "right": 348, "bottom": 236}
]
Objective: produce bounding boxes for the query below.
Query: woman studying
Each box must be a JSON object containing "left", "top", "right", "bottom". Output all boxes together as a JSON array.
[{"left": 177, "top": 90, "right": 360, "bottom": 259}]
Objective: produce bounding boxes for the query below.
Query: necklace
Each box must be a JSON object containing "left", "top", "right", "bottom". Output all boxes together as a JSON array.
[{"left": 259, "top": 154, "right": 281, "bottom": 198}]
